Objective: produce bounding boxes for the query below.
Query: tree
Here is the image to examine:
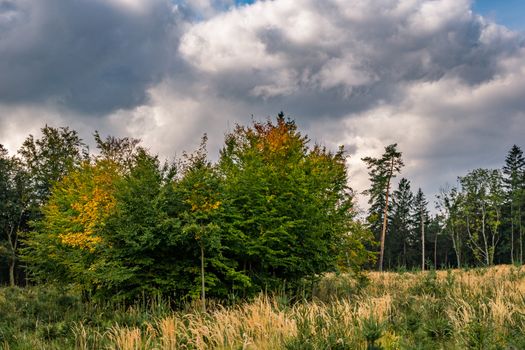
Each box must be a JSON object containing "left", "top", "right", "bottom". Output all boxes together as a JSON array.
[
  {"left": 437, "top": 186, "right": 468, "bottom": 268},
  {"left": 413, "top": 188, "right": 429, "bottom": 270},
  {"left": 387, "top": 178, "right": 414, "bottom": 269},
  {"left": 427, "top": 214, "right": 444, "bottom": 270},
  {"left": 363, "top": 144, "right": 404, "bottom": 272},
  {"left": 0, "top": 146, "right": 31, "bottom": 285},
  {"left": 459, "top": 169, "right": 504, "bottom": 266},
  {"left": 219, "top": 114, "right": 364, "bottom": 292},
  {"left": 18, "top": 126, "right": 87, "bottom": 209},
  {"left": 178, "top": 137, "right": 225, "bottom": 312},
  {"left": 502, "top": 145, "right": 525, "bottom": 264},
  {"left": 22, "top": 158, "right": 120, "bottom": 289},
  {"left": 21, "top": 117, "right": 371, "bottom": 301}
]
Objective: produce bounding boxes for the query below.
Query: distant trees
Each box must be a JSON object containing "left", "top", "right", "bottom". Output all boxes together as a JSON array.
[
  {"left": 362, "top": 144, "right": 525, "bottom": 271},
  {"left": 386, "top": 178, "right": 414, "bottom": 268},
  {"left": 1, "top": 126, "right": 87, "bottom": 286},
  {"left": 437, "top": 186, "right": 463, "bottom": 268},
  {"left": 377, "top": 176, "right": 434, "bottom": 270},
  {"left": 0, "top": 146, "right": 28, "bottom": 286},
  {"left": 433, "top": 146, "right": 525, "bottom": 268},
  {"left": 458, "top": 169, "right": 504, "bottom": 266}
]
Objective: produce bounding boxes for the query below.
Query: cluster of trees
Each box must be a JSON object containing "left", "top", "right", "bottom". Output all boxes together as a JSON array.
[
  {"left": 0, "top": 115, "right": 373, "bottom": 303},
  {"left": 3, "top": 113, "right": 524, "bottom": 300},
  {"left": 437, "top": 146, "right": 525, "bottom": 268},
  {"left": 365, "top": 144, "right": 525, "bottom": 270}
]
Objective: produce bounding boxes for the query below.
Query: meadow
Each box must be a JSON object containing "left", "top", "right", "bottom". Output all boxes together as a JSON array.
[{"left": 2, "top": 265, "right": 525, "bottom": 349}]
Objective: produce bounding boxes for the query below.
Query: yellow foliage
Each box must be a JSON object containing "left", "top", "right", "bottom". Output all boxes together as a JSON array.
[
  {"left": 190, "top": 200, "right": 221, "bottom": 213},
  {"left": 255, "top": 118, "right": 293, "bottom": 154},
  {"left": 49, "top": 160, "right": 118, "bottom": 251}
]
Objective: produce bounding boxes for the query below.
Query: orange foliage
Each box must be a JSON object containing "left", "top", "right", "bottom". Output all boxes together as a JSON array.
[{"left": 254, "top": 117, "right": 295, "bottom": 154}]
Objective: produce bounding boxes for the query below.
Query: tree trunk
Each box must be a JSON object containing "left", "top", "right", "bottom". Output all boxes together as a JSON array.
[
  {"left": 378, "top": 160, "right": 394, "bottom": 272},
  {"left": 511, "top": 201, "right": 515, "bottom": 264},
  {"left": 518, "top": 207, "right": 523, "bottom": 265},
  {"left": 434, "top": 232, "right": 438, "bottom": 270},
  {"left": 450, "top": 224, "right": 461, "bottom": 268},
  {"left": 482, "top": 208, "right": 489, "bottom": 266},
  {"left": 403, "top": 240, "right": 407, "bottom": 268},
  {"left": 200, "top": 243, "right": 206, "bottom": 313},
  {"left": 421, "top": 208, "right": 425, "bottom": 271},
  {"left": 9, "top": 258, "right": 15, "bottom": 287}
]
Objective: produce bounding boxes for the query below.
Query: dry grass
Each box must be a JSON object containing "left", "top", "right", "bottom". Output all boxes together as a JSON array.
[
  {"left": 93, "top": 265, "right": 525, "bottom": 349},
  {"left": 4, "top": 265, "right": 525, "bottom": 349}
]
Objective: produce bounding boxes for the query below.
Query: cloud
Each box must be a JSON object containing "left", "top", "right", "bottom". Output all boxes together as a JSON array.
[
  {"left": 1, "top": 0, "right": 525, "bottom": 209},
  {"left": 175, "top": 0, "right": 525, "bottom": 202},
  {"left": 0, "top": 0, "right": 181, "bottom": 114}
]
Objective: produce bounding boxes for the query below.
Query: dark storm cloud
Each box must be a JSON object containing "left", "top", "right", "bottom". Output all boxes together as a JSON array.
[{"left": 0, "top": 0, "right": 181, "bottom": 114}]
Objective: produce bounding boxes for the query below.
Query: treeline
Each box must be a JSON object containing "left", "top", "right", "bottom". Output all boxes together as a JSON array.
[
  {"left": 0, "top": 114, "right": 373, "bottom": 303},
  {"left": 365, "top": 144, "right": 525, "bottom": 270},
  {"left": 2, "top": 114, "right": 524, "bottom": 301}
]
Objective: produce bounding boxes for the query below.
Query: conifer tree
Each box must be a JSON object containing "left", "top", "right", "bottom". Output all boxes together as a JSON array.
[
  {"left": 388, "top": 178, "right": 414, "bottom": 269},
  {"left": 502, "top": 145, "right": 525, "bottom": 263},
  {"left": 363, "top": 144, "right": 404, "bottom": 272},
  {"left": 413, "top": 188, "right": 429, "bottom": 270}
]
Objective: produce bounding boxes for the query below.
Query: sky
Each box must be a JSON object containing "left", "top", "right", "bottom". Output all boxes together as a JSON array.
[{"left": 1, "top": 0, "right": 524, "bottom": 213}]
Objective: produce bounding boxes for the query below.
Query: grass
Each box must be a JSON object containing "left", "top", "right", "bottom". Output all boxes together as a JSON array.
[{"left": 2, "top": 265, "right": 525, "bottom": 349}]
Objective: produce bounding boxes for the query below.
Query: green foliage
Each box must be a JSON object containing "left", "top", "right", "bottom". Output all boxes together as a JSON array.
[
  {"left": 458, "top": 168, "right": 504, "bottom": 266},
  {"left": 0, "top": 145, "right": 29, "bottom": 286},
  {"left": 362, "top": 143, "right": 404, "bottom": 271},
  {"left": 21, "top": 115, "right": 367, "bottom": 302},
  {"left": 361, "top": 316, "right": 384, "bottom": 349},
  {"left": 219, "top": 114, "right": 363, "bottom": 293},
  {"left": 0, "top": 267, "right": 525, "bottom": 349},
  {"left": 18, "top": 125, "right": 87, "bottom": 208}
]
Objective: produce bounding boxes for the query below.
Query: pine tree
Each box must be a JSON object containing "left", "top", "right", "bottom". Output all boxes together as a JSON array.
[
  {"left": 502, "top": 145, "right": 525, "bottom": 264},
  {"left": 387, "top": 178, "right": 414, "bottom": 269},
  {"left": 413, "top": 188, "right": 429, "bottom": 270},
  {"left": 363, "top": 144, "right": 404, "bottom": 272}
]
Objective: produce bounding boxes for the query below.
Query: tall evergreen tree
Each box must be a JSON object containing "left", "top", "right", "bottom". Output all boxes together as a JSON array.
[
  {"left": 413, "top": 188, "right": 429, "bottom": 270},
  {"left": 363, "top": 144, "right": 404, "bottom": 272},
  {"left": 387, "top": 178, "right": 414, "bottom": 269},
  {"left": 502, "top": 145, "right": 525, "bottom": 264}
]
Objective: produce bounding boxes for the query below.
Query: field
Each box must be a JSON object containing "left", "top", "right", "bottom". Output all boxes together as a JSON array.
[{"left": 2, "top": 265, "right": 525, "bottom": 349}]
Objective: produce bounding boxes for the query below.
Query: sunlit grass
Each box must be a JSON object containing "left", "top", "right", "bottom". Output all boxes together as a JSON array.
[{"left": 2, "top": 265, "right": 525, "bottom": 349}]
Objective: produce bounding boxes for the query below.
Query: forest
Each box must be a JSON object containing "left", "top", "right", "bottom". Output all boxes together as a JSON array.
[{"left": 1, "top": 114, "right": 525, "bottom": 348}]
